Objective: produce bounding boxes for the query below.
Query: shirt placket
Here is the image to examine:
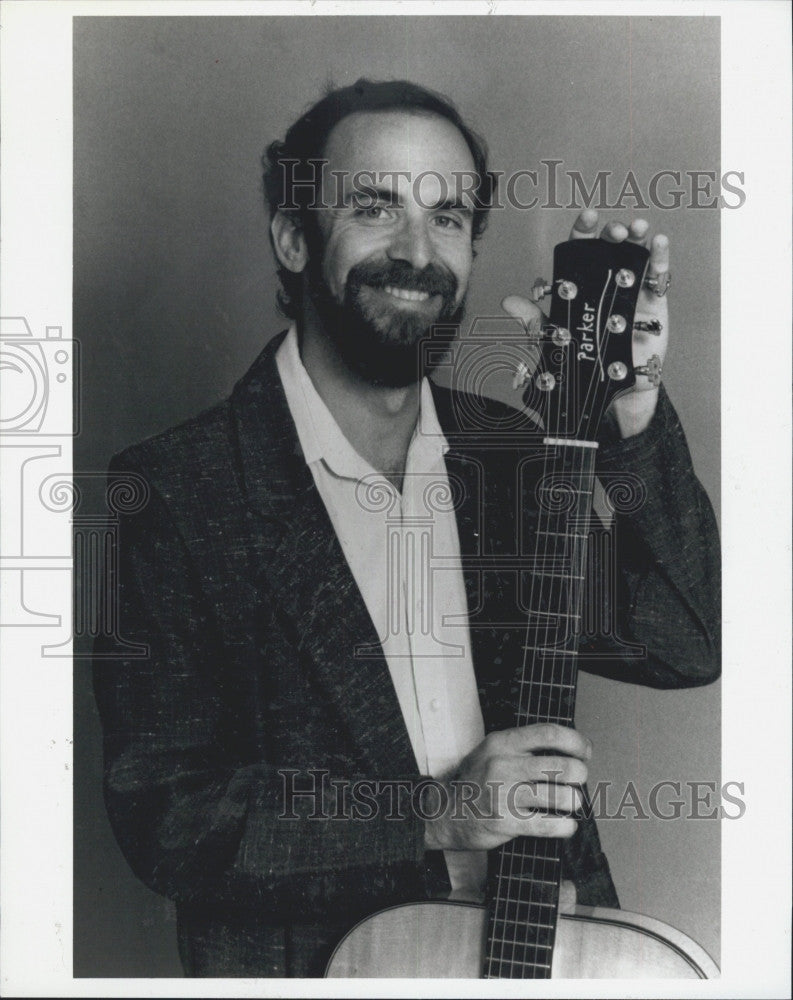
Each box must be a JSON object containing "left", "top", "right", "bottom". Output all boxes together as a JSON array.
[{"left": 401, "top": 460, "right": 459, "bottom": 779}]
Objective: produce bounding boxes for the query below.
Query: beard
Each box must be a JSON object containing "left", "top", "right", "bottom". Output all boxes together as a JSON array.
[{"left": 306, "top": 257, "right": 466, "bottom": 388}]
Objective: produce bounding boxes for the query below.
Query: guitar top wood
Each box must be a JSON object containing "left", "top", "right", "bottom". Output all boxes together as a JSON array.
[{"left": 326, "top": 900, "right": 720, "bottom": 979}]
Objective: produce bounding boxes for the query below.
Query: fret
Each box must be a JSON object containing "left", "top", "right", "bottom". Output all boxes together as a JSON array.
[
  {"left": 496, "top": 871, "right": 559, "bottom": 885},
  {"left": 523, "top": 645, "right": 578, "bottom": 655},
  {"left": 500, "top": 846, "right": 560, "bottom": 863},
  {"left": 530, "top": 680, "right": 576, "bottom": 691},
  {"left": 486, "top": 958, "right": 552, "bottom": 971},
  {"left": 489, "top": 933, "right": 553, "bottom": 944},
  {"left": 497, "top": 856, "right": 561, "bottom": 877},
  {"left": 487, "top": 943, "right": 555, "bottom": 966},
  {"left": 495, "top": 865, "right": 560, "bottom": 877},
  {"left": 497, "top": 857, "right": 560, "bottom": 870},
  {"left": 516, "top": 684, "right": 577, "bottom": 700},
  {"left": 542, "top": 436, "right": 599, "bottom": 449},
  {"left": 499, "top": 848, "right": 560, "bottom": 862},
  {"left": 516, "top": 718, "right": 573, "bottom": 729},
  {"left": 538, "top": 487, "right": 594, "bottom": 497},
  {"left": 492, "top": 898, "right": 556, "bottom": 909},
  {"left": 524, "top": 609, "right": 580, "bottom": 621},
  {"left": 493, "top": 899, "right": 558, "bottom": 924},
  {"left": 494, "top": 885, "right": 558, "bottom": 899}
]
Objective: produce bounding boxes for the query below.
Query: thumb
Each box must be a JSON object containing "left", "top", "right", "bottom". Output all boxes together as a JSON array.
[{"left": 502, "top": 295, "right": 546, "bottom": 334}]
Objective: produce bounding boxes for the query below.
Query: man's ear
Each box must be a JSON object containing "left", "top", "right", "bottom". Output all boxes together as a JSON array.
[{"left": 270, "top": 211, "right": 309, "bottom": 273}]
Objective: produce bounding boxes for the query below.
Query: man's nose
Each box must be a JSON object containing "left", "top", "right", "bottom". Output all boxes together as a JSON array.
[{"left": 386, "top": 215, "right": 432, "bottom": 271}]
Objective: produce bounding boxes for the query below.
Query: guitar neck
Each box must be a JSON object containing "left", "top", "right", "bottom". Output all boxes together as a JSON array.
[{"left": 484, "top": 441, "right": 597, "bottom": 979}]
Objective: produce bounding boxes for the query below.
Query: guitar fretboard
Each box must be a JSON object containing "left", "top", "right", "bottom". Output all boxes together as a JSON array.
[{"left": 484, "top": 444, "right": 596, "bottom": 979}]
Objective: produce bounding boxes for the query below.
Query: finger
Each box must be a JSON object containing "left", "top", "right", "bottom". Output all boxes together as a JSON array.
[
  {"left": 523, "top": 813, "right": 578, "bottom": 839},
  {"left": 627, "top": 218, "right": 650, "bottom": 245},
  {"left": 499, "top": 723, "right": 593, "bottom": 761},
  {"left": 599, "top": 220, "right": 629, "bottom": 243},
  {"left": 647, "top": 232, "right": 670, "bottom": 276},
  {"left": 501, "top": 294, "right": 545, "bottom": 332},
  {"left": 526, "top": 755, "right": 588, "bottom": 787},
  {"left": 569, "top": 208, "right": 599, "bottom": 240},
  {"left": 559, "top": 880, "right": 578, "bottom": 914},
  {"left": 511, "top": 780, "right": 584, "bottom": 815}
]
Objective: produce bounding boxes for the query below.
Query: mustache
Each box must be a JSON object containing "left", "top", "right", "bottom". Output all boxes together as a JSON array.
[{"left": 346, "top": 260, "right": 458, "bottom": 299}]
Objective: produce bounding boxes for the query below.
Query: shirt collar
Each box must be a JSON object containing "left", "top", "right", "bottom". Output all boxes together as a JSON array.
[{"left": 276, "top": 323, "right": 450, "bottom": 482}]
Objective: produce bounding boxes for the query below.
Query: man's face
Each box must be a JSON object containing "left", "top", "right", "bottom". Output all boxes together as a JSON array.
[{"left": 306, "top": 110, "right": 477, "bottom": 386}]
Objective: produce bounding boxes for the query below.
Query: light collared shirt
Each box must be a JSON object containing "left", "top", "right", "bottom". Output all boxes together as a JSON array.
[{"left": 276, "top": 325, "right": 487, "bottom": 896}]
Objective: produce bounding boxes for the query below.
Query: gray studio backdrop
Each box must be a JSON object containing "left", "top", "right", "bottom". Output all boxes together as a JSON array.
[{"left": 74, "top": 15, "right": 721, "bottom": 976}]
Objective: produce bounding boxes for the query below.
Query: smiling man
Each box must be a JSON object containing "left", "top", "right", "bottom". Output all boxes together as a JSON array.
[{"left": 94, "top": 79, "right": 720, "bottom": 977}]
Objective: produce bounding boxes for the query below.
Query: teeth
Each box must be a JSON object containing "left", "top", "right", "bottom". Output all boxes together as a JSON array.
[{"left": 383, "top": 285, "right": 430, "bottom": 302}]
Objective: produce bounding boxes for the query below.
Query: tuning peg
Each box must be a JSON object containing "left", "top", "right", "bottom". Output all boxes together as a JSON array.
[
  {"left": 512, "top": 361, "right": 530, "bottom": 390},
  {"left": 557, "top": 280, "right": 578, "bottom": 301},
  {"left": 634, "top": 354, "right": 663, "bottom": 386},
  {"left": 644, "top": 271, "right": 671, "bottom": 297},
  {"left": 615, "top": 269, "right": 636, "bottom": 288},
  {"left": 530, "top": 278, "right": 552, "bottom": 302},
  {"left": 633, "top": 320, "right": 663, "bottom": 335}
]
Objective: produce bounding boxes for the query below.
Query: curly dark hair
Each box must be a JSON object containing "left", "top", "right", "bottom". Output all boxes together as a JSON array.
[{"left": 262, "top": 78, "right": 497, "bottom": 318}]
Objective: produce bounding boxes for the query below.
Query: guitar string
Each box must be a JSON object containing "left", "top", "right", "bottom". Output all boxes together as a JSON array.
[{"left": 489, "top": 261, "right": 624, "bottom": 977}]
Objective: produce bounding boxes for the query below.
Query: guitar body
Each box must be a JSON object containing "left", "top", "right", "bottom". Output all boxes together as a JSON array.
[{"left": 326, "top": 900, "right": 719, "bottom": 979}]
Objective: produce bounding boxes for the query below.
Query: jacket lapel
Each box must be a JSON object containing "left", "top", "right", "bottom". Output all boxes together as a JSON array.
[
  {"left": 431, "top": 382, "right": 532, "bottom": 733},
  {"left": 229, "top": 334, "right": 419, "bottom": 778}
]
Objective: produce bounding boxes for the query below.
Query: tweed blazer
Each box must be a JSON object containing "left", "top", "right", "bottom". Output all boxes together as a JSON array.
[{"left": 93, "top": 331, "right": 720, "bottom": 976}]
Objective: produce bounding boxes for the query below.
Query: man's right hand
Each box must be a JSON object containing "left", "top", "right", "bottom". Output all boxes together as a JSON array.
[{"left": 423, "top": 724, "right": 591, "bottom": 852}]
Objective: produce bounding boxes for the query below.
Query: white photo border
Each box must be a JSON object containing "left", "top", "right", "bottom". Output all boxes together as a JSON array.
[{"left": 0, "top": 1, "right": 790, "bottom": 997}]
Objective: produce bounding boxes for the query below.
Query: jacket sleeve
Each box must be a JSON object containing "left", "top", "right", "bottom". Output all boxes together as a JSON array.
[
  {"left": 93, "top": 454, "right": 432, "bottom": 924},
  {"left": 578, "top": 384, "right": 721, "bottom": 688}
]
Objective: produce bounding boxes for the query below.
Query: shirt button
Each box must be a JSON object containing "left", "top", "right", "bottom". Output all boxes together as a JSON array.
[{"left": 429, "top": 698, "right": 440, "bottom": 712}]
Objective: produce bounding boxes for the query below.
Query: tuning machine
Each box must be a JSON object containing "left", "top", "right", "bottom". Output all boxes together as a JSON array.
[
  {"left": 644, "top": 271, "right": 671, "bottom": 297},
  {"left": 634, "top": 354, "right": 663, "bottom": 386},
  {"left": 633, "top": 319, "right": 663, "bottom": 336},
  {"left": 530, "top": 278, "right": 578, "bottom": 303},
  {"left": 536, "top": 324, "right": 572, "bottom": 347},
  {"left": 530, "top": 278, "right": 552, "bottom": 303},
  {"left": 512, "top": 360, "right": 531, "bottom": 390}
]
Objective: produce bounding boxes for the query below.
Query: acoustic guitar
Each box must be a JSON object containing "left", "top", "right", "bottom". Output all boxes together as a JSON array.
[{"left": 326, "top": 237, "right": 719, "bottom": 979}]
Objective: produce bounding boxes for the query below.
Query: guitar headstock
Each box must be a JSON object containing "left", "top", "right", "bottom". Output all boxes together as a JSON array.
[{"left": 516, "top": 238, "right": 651, "bottom": 441}]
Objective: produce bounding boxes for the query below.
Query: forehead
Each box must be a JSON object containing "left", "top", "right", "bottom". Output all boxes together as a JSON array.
[{"left": 322, "top": 110, "right": 477, "bottom": 185}]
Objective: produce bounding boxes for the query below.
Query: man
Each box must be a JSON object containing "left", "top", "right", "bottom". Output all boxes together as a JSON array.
[{"left": 93, "top": 79, "right": 720, "bottom": 977}]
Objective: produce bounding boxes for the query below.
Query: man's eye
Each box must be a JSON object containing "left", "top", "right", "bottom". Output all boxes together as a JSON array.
[
  {"left": 355, "top": 205, "right": 393, "bottom": 221},
  {"left": 433, "top": 214, "right": 464, "bottom": 230}
]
